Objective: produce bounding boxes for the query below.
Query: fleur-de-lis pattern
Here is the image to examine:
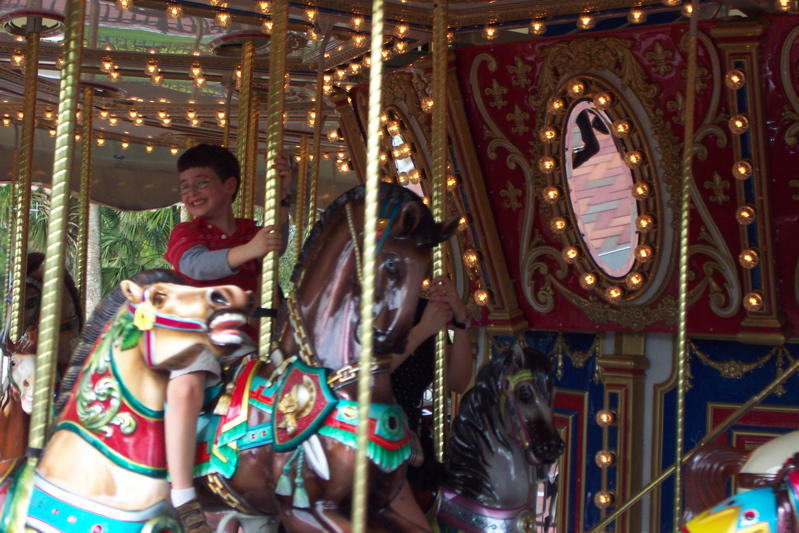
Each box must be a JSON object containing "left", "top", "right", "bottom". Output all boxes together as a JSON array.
[
  {"left": 704, "top": 172, "right": 730, "bottom": 205},
  {"left": 506, "top": 104, "right": 529, "bottom": 135},
  {"left": 500, "top": 181, "right": 522, "bottom": 210},
  {"left": 508, "top": 56, "right": 531, "bottom": 88},
  {"left": 645, "top": 41, "right": 674, "bottom": 76},
  {"left": 485, "top": 78, "right": 508, "bottom": 109}
]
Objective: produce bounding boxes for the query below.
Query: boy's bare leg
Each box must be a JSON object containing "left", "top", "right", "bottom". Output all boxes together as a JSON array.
[{"left": 166, "top": 372, "right": 212, "bottom": 533}]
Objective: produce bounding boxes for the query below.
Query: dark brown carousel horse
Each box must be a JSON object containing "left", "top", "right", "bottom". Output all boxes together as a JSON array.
[
  {"left": 436, "top": 344, "right": 564, "bottom": 533},
  {"left": 0, "top": 253, "right": 82, "bottom": 506},
  {"left": 194, "top": 183, "right": 457, "bottom": 532}
]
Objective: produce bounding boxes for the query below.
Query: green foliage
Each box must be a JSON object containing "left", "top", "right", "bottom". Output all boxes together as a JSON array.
[{"left": 99, "top": 205, "right": 181, "bottom": 295}]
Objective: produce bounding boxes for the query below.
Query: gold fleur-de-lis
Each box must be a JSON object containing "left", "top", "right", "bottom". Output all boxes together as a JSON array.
[
  {"left": 506, "top": 104, "right": 530, "bottom": 135},
  {"left": 500, "top": 181, "right": 522, "bottom": 210},
  {"left": 667, "top": 91, "right": 685, "bottom": 125},
  {"left": 508, "top": 56, "right": 531, "bottom": 88},
  {"left": 645, "top": 41, "right": 674, "bottom": 76},
  {"left": 704, "top": 171, "right": 729, "bottom": 205},
  {"left": 682, "top": 66, "right": 709, "bottom": 91},
  {"left": 485, "top": 78, "right": 508, "bottom": 109}
]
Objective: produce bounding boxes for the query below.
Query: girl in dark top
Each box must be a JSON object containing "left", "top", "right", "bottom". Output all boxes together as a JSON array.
[{"left": 390, "top": 274, "right": 473, "bottom": 530}]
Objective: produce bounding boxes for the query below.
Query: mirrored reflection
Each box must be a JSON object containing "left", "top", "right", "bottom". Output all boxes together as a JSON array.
[{"left": 564, "top": 101, "right": 637, "bottom": 278}]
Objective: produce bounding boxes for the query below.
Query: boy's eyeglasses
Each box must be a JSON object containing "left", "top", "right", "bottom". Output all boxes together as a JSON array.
[{"left": 179, "top": 178, "right": 216, "bottom": 195}]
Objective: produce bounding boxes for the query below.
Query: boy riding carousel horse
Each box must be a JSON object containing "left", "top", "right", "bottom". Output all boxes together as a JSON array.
[{"left": 163, "top": 143, "right": 292, "bottom": 533}]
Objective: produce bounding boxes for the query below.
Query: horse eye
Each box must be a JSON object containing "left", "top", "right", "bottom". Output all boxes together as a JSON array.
[
  {"left": 384, "top": 254, "right": 400, "bottom": 275},
  {"left": 151, "top": 291, "right": 166, "bottom": 306}
]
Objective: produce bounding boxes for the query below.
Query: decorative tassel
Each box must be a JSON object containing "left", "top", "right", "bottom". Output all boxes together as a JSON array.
[
  {"left": 275, "top": 448, "right": 299, "bottom": 496},
  {"left": 292, "top": 449, "right": 309, "bottom": 508},
  {"left": 292, "top": 483, "right": 309, "bottom": 509},
  {"left": 2, "top": 461, "right": 35, "bottom": 533},
  {"left": 275, "top": 468, "right": 292, "bottom": 496}
]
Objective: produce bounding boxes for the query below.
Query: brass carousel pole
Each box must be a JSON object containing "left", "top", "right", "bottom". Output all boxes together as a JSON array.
[
  {"left": 245, "top": 90, "right": 260, "bottom": 219},
  {"left": 76, "top": 85, "right": 94, "bottom": 307},
  {"left": 8, "top": 17, "right": 43, "bottom": 343},
  {"left": 236, "top": 38, "right": 255, "bottom": 218},
  {"left": 431, "top": 0, "right": 449, "bottom": 464},
  {"left": 353, "top": 2, "right": 384, "bottom": 531},
  {"left": 259, "top": 0, "right": 288, "bottom": 360},
  {"left": 307, "top": 30, "right": 332, "bottom": 233},
  {"left": 4, "top": 0, "right": 84, "bottom": 527},
  {"left": 674, "top": 0, "right": 699, "bottom": 521},
  {"left": 293, "top": 134, "right": 309, "bottom": 261}
]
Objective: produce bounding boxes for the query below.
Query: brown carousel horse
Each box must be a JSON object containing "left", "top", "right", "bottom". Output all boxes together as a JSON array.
[
  {"left": 192, "top": 183, "right": 457, "bottom": 533},
  {"left": 9, "top": 268, "right": 252, "bottom": 532},
  {"left": 0, "top": 253, "right": 82, "bottom": 506},
  {"left": 436, "top": 344, "right": 564, "bottom": 533}
]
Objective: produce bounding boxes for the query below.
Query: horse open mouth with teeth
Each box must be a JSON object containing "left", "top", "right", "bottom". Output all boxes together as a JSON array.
[{"left": 208, "top": 311, "right": 250, "bottom": 346}]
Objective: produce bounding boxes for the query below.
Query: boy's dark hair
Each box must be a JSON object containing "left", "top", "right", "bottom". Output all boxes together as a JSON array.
[{"left": 178, "top": 143, "right": 241, "bottom": 200}]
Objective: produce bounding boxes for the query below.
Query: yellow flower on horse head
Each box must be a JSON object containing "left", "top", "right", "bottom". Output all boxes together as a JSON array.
[{"left": 133, "top": 301, "right": 156, "bottom": 331}]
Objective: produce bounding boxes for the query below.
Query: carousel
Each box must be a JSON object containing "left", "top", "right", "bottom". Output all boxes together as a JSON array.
[{"left": 0, "top": 0, "right": 798, "bottom": 531}]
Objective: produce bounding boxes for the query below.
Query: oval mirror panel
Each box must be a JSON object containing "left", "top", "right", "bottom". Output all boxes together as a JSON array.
[{"left": 564, "top": 100, "right": 638, "bottom": 278}]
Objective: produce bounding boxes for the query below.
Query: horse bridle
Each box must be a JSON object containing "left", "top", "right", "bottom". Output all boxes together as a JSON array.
[
  {"left": 499, "top": 366, "right": 538, "bottom": 456},
  {"left": 22, "top": 275, "right": 81, "bottom": 334},
  {"left": 281, "top": 198, "right": 401, "bottom": 386},
  {"left": 127, "top": 291, "right": 210, "bottom": 368}
]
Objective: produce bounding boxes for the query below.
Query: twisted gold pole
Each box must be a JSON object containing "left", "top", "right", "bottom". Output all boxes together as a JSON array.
[
  {"left": 236, "top": 38, "right": 254, "bottom": 219},
  {"left": 431, "top": 0, "right": 449, "bottom": 464},
  {"left": 352, "top": 3, "right": 384, "bottom": 532},
  {"left": 258, "top": 0, "right": 288, "bottom": 360},
  {"left": 246, "top": 90, "right": 260, "bottom": 220},
  {"left": 76, "top": 86, "right": 94, "bottom": 307},
  {"left": 307, "top": 31, "right": 332, "bottom": 232},
  {"left": 9, "top": 26, "right": 41, "bottom": 342},
  {"left": 293, "top": 135, "right": 309, "bottom": 262},
  {"left": 674, "top": 0, "right": 699, "bottom": 521}
]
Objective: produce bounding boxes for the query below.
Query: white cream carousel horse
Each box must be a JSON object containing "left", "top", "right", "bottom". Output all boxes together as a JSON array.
[{"left": 7, "top": 269, "right": 252, "bottom": 532}]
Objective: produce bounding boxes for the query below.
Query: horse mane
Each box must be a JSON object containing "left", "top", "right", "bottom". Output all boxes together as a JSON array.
[
  {"left": 444, "top": 349, "right": 517, "bottom": 501},
  {"left": 26, "top": 252, "right": 84, "bottom": 331},
  {"left": 290, "top": 183, "right": 442, "bottom": 286},
  {"left": 53, "top": 269, "right": 187, "bottom": 420}
]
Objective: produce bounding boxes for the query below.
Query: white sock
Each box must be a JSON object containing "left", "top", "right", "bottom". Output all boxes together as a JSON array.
[{"left": 171, "top": 487, "right": 197, "bottom": 507}]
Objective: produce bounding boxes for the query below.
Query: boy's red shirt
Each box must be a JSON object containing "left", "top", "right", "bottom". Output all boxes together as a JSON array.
[{"left": 165, "top": 217, "right": 262, "bottom": 294}]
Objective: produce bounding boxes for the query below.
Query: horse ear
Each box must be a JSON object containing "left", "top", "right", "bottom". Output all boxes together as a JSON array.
[
  {"left": 437, "top": 216, "right": 460, "bottom": 244},
  {"left": 391, "top": 202, "right": 424, "bottom": 239},
  {"left": 120, "top": 280, "right": 144, "bottom": 304}
]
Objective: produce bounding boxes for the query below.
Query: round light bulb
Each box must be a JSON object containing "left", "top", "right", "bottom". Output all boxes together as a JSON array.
[
  {"left": 632, "top": 182, "right": 651, "bottom": 200},
  {"left": 635, "top": 244, "right": 654, "bottom": 263},
  {"left": 579, "top": 272, "right": 597, "bottom": 290},
  {"left": 743, "top": 291, "right": 763, "bottom": 311},
  {"left": 736, "top": 205, "right": 756, "bottom": 225},
  {"left": 530, "top": 20, "right": 546, "bottom": 35},
  {"left": 628, "top": 8, "right": 647, "bottom": 24},
  {"left": 728, "top": 114, "right": 749, "bottom": 134},
  {"left": 635, "top": 214, "right": 655, "bottom": 233},
  {"left": 474, "top": 288, "right": 490, "bottom": 306},
  {"left": 625, "top": 271, "right": 645, "bottom": 291},
  {"left": 539, "top": 156, "right": 558, "bottom": 173},
  {"left": 739, "top": 249, "right": 760, "bottom": 269},
  {"left": 549, "top": 217, "right": 569, "bottom": 234},
  {"left": 612, "top": 120, "right": 632, "bottom": 138},
  {"left": 463, "top": 249, "right": 480, "bottom": 268},
  {"left": 605, "top": 286, "right": 623, "bottom": 303},
  {"left": 562, "top": 246, "right": 580, "bottom": 264},
  {"left": 732, "top": 160, "right": 753, "bottom": 180},
  {"left": 725, "top": 70, "right": 746, "bottom": 90},
  {"left": 542, "top": 185, "right": 561, "bottom": 204},
  {"left": 540, "top": 126, "right": 559, "bottom": 143},
  {"left": 577, "top": 14, "right": 595, "bottom": 30},
  {"left": 595, "top": 450, "right": 616, "bottom": 468},
  {"left": 596, "top": 409, "right": 617, "bottom": 427}
]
